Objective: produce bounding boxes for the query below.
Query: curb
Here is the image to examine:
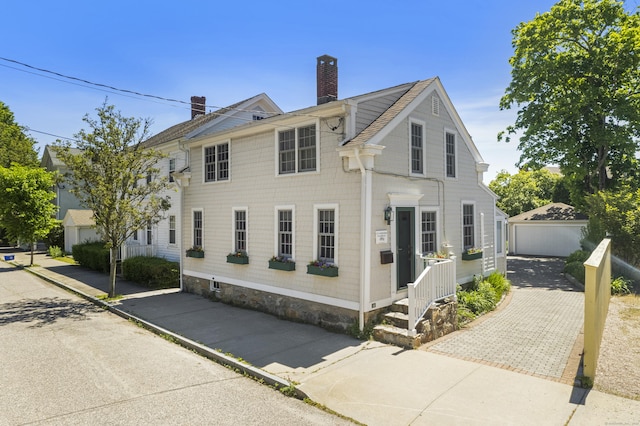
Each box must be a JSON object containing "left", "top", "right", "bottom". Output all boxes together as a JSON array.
[{"left": 15, "top": 263, "right": 308, "bottom": 400}]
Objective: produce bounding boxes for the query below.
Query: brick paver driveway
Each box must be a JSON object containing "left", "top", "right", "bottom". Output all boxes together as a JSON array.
[{"left": 426, "top": 256, "right": 584, "bottom": 383}]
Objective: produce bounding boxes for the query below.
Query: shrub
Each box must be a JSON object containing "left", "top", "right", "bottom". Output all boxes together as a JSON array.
[
  {"left": 564, "top": 261, "right": 585, "bottom": 284},
  {"left": 47, "top": 245, "right": 64, "bottom": 258},
  {"left": 122, "top": 256, "right": 179, "bottom": 289},
  {"left": 566, "top": 250, "right": 591, "bottom": 264},
  {"left": 72, "top": 241, "right": 109, "bottom": 273},
  {"left": 485, "top": 272, "right": 511, "bottom": 300},
  {"left": 611, "top": 277, "right": 632, "bottom": 296}
]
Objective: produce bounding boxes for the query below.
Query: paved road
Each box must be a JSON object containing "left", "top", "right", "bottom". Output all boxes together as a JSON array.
[
  {"left": 0, "top": 262, "right": 352, "bottom": 425},
  {"left": 427, "top": 256, "right": 584, "bottom": 383}
]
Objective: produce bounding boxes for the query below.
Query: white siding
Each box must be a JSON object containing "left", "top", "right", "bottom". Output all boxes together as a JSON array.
[{"left": 183, "top": 115, "right": 363, "bottom": 303}]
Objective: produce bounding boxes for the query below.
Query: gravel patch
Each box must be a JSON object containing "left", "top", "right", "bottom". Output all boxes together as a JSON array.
[{"left": 594, "top": 294, "right": 640, "bottom": 400}]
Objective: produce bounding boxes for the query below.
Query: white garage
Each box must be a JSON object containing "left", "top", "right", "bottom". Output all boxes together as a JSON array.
[
  {"left": 508, "top": 203, "right": 588, "bottom": 258},
  {"left": 62, "top": 209, "right": 101, "bottom": 253}
]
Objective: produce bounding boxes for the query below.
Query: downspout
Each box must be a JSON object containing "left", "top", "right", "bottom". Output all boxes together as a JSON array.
[
  {"left": 177, "top": 139, "right": 189, "bottom": 292},
  {"left": 353, "top": 147, "right": 370, "bottom": 332}
]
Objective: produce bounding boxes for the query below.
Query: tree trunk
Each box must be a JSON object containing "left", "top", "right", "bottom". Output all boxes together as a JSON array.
[
  {"left": 109, "top": 246, "right": 118, "bottom": 298},
  {"left": 30, "top": 242, "right": 34, "bottom": 266}
]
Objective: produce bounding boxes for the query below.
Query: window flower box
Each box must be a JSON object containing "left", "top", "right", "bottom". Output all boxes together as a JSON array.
[
  {"left": 268, "top": 257, "right": 296, "bottom": 271},
  {"left": 462, "top": 249, "right": 482, "bottom": 261},
  {"left": 227, "top": 252, "right": 249, "bottom": 264},
  {"left": 186, "top": 247, "right": 204, "bottom": 258},
  {"left": 307, "top": 261, "right": 338, "bottom": 277}
]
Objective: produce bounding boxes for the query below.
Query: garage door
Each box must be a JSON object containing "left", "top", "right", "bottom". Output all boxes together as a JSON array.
[{"left": 513, "top": 224, "right": 584, "bottom": 257}]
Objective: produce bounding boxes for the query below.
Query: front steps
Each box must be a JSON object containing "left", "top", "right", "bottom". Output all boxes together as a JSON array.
[{"left": 373, "top": 297, "right": 457, "bottom": 349}]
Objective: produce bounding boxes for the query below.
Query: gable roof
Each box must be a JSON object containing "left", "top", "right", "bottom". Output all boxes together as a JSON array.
[
  {"left": 509, "top": 203, "right": 588, "bottom": 222},
  {"left": 142, "top": 93, "right": 282, "bottom": 148},
  {"left": 341, "top": 77, "right": 485, "bottom": 165},
  {"left": 41, "top": 145, "right": 82, "bottom": 169},
  {"left": 62, "top": 209, "right": 95, "bottom": 227}
]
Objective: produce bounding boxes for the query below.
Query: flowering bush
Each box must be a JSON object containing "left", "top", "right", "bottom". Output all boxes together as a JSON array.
[
  {"left": 309, "top": 259, "right": 337, "bottom": 269},
  {"left": 186, "top": 245, "right": 204, "bottom": 253},
  {"left": 270, "top": 255, "right": 294, "bottom": 263},
  {"left": 228, "top": 250, "right": 248, "bottom": 257},
  {"left": 465, "top": 247, "right": 482, "bottom": 254},
  {"left": 424, "top": 251, "right": 449, "bottom": 259}
]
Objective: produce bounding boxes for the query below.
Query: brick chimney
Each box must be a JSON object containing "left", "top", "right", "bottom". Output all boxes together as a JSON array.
[
  {"left": 317, "top": 55, "right": 338, "bottom": 105},
  {"left": 190, "top": 96, "right": 206, "bottom": 119}
]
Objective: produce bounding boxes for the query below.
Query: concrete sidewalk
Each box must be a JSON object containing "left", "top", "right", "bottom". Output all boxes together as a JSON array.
[{"left": 3, "top": 250, "right": 639, "bottom": 425}]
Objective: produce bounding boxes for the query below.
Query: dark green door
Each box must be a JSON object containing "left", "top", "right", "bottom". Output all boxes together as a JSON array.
[{"left": 396, "top": 208, "right": 415, "bottom": 290}]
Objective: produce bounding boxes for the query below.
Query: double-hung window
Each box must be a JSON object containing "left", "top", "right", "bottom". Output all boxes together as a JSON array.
[
  {"left": 193, "top": 210, "right": 203, "bottom": 248},
  {"left": 316, "top": 207, "right": 336, "bottom": 263},
  {"left": 410, "top": 121, "right": 424, "bottom": 175},
  {"left": 169, "top": 158, "right": 176, "bottom": 182},
  {"left": 146, "top": 224, "right": 152, "bottom": 245},
  {"left": 446, "top": 132, "right": 456, "bottom": 178},
  {"left": 233, "top": 208, "right": 247, "bottom": 253},
  {"left": 278, "top": 124, "right": 317, "bottom": 175},
  {"left": 421, "top": 210, "right": 438, "bottom": 254},
  {"left": 169, "top": 215, "right": 176, "bottom": 245},
  {"left": 462, "top": 203, "right": 475, "bottom": 250},
  {"left": 277, "top": 208, "right": 294, "bottom": 259},
  {"left": 204, "top": 142, "right": 230, "bottom": 182}
]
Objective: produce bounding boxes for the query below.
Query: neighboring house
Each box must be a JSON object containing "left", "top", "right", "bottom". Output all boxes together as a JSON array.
[
  {"left": 41, "top": 145, "right": 84, "bottom": 221},
  {"left": 62, "top": 209, "right": 100, "bottom": 252},
  {"left": 162, "top": 55, "right": 505, "bottom": 331},
  {"left": 138, "top": 93, "right": 283, "bottom": 262},
  {"left": 508, "top": 202, "right": 588, "bottom": 257}
]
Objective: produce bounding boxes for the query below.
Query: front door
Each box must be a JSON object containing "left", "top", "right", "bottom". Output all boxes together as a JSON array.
[{"left": 396, "top": 207, "right": 415, "bottom": 290}]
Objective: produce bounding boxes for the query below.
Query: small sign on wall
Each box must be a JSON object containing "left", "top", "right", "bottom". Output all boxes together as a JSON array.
[{"left": 375, "top": 230, "right": 388, "bottom": 244}]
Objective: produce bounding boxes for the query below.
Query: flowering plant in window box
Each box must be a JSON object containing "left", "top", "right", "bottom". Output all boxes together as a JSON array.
[
  {"left": 268, "top": 256, "right": 296, "bottom": 271},
  {"left": 423, "top": 251, "right": 449, "bottom": 259},
  {"left": 462, "top": 248, "right": 482, "bottom": 261},
  {"left": 307, "top": 260, "right": 338, "bottom": 277},
  {"left": 186, "top": 246, "right": 204, "bottom": 258},
  {"left": 227, "top": 251, "right": 249, "bottom": 264}
]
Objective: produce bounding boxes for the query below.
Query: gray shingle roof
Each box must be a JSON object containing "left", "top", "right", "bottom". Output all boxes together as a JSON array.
[{"left": 509, "top": 203, "right": 588, "bottom": 221}]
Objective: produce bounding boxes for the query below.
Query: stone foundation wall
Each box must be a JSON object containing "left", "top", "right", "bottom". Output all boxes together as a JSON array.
[
  {"left": 183, "top": 274, "right": 380, "bottom": 332},
  {"left": 416, "top": 300, "right": 458, "bottom": 344}
]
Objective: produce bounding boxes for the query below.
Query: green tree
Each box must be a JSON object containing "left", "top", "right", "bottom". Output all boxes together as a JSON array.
[
  {"left": 584, "top": 181, "right": 640, "bottom": 266},
  {"left": 499, "top": 0, "right": 640, "bottom": 197},
  {"left": 489, "top": 168, "right": 568, "bottom": 217},
  {"left": 54, "top": 101, "right": 171, "bottom": 297},
  {"left": 0, "top": 101, "right": 39, "bottom": 167},
  {"left": 0, "top": 164, "right": 58, "bottom": 265}
]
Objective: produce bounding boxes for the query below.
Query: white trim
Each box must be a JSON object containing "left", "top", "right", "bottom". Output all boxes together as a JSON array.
[
  {"left": 444, "top": 128, "right": 458, "bottom": 180},
  {"left": 388, "top": 192, "right": 424, "bottom": 207},
  {"left": 183, "top": 269, "right": 359, "bottom": 311},
  {"left": 274, "top": 119, "right": 320, "bottom": 177},
  {"left": 495, "top": 217, "right": 505, "bottom": 258},
  {"left": 408, "top": 118, "right": 427, "bottom": 177},
  {"left": 231, "top": 206, "right": 249, "bottom": 255},
  {"left": 191, "top": 208, "right": 204, "bottom": 249},
  {"left": 274, "top": 205, "right": 296, "bottom": 260},
  {"left": 461, "top": 201, "right": 477, "bottom": 251},
  {"left": 313, "top": 203, "right": 339, "bottom": 265},
  {"left": 202, "top": 140, "right": 231, "bottom": 184},
  {"left": 419, "top": 207, "right": 440, "bottom": 255}
]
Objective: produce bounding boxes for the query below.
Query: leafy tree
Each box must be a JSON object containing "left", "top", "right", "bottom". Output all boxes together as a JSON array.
[
  {"left": 0, "top": 101, "right": 39, "bottom": 167},
  {"left": 0, "top": 164, "right": 58, "bottom": 265},
  {"left": 499, "top": 0, "right": 640, "bottom": 197},
  {"left": 584, "top": 181, "right": 640, "bottom": 266},
  {"left": 54, "top": 101, "right": 171, "bottom": 297},
  {"left": 489, "top": 168, "right": 568, "bottom": 217}
]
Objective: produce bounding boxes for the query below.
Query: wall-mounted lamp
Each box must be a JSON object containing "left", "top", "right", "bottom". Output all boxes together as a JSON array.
[{"left": 384, "top": 206, "right": 393, "bottom": 225}]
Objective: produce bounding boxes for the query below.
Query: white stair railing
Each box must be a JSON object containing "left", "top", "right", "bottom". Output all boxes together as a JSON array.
[{"left": 407, "top": 258, "right": 456, "bottom": 336}]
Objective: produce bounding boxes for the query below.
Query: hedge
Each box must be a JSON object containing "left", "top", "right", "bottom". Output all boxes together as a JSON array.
[
  {"left": 122, "top": 256, "right": 179, "bottom": 289},
  {"left": 72, "top": 241, "right": 110, "bottom": 273}
]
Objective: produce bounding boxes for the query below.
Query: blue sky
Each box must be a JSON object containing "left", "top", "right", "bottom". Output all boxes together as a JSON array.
[{"left": 1, "top": 0, "right": 590, "bottom": 181}]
